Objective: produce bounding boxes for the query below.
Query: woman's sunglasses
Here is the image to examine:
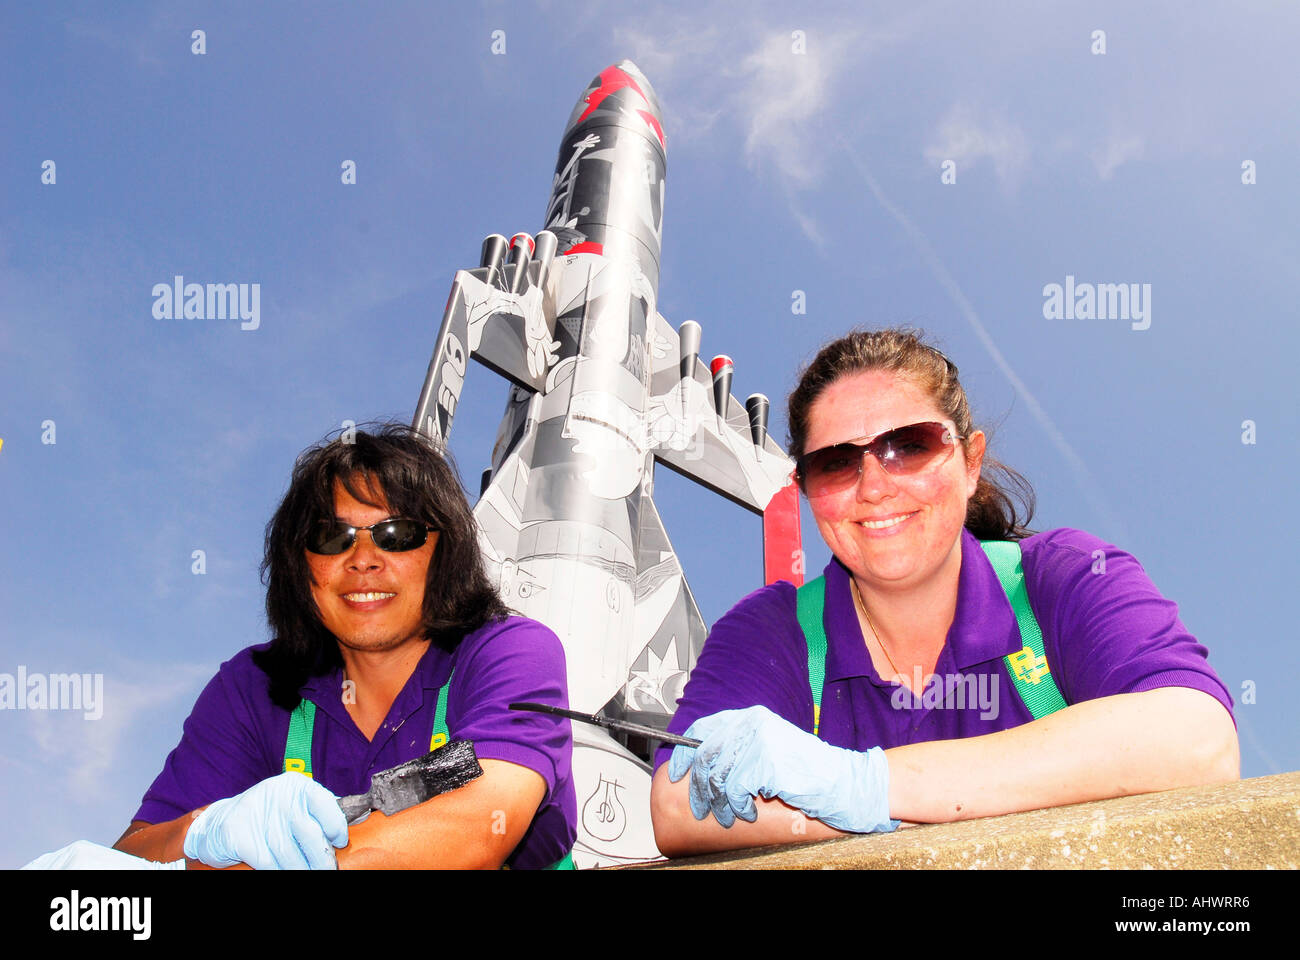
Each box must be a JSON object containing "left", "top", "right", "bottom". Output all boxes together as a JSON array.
[
  {"left": 305, "top": 517, "right": 437, "bottom": 555},
  {"left": 795, "top": 421, "right": 963, "bottom": 497}
]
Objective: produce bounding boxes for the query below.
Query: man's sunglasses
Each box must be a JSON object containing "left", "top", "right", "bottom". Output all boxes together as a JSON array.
[
  {"left": 795, "top": 421, "right": 963, "bottom": 497},
  {"left": 305, "top": 517, "right": 437, "bottom": 555}
]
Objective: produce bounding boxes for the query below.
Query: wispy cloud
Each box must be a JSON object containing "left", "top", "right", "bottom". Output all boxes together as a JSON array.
[
  {"left": 1090, "top": 133, "right": 1145, "bottom": 180},
  {"left": 735, "top": 30, "right": 852, "bottom": 190},
  {"left": 62, "top": 8, "right": 186, "bottom": 68},
  {"left": 614, "top": 20, "right": 871, "bottom": 249},
  {"left": 28, "top": 658, "right": 214, "bottom": 797},
  {"left": 610, "top": 24, "right": 727, "bottom": 144},
  {"left": 923, "top": 104, "right": 1029, "bottom": 191}
]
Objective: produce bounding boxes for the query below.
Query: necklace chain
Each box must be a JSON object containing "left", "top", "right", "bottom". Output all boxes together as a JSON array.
[{"left": 851, "top": 578, "right": 903, "bottom": 683}]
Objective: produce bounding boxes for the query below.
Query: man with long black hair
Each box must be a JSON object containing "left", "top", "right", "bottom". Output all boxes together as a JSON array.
[{"left": 112, "top": 423, "right": 576, "bottom": 869}]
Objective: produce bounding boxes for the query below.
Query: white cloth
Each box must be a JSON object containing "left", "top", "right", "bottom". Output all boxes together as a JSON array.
[{"left": 22, "top": 839, "right": 185, "bottom": 870}]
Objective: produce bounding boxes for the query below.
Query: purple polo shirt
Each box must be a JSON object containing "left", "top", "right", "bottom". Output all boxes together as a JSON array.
[
  {"left": 135, "top": 616, "right": 576, "bottom": 869},
  {"left": 654, "top": 527, "right": 1234, "bottom": 769}
]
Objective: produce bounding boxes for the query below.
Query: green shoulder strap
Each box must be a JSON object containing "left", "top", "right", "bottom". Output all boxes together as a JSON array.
[
  {"left": 795, "top": 576, "right": 828, "bottom": 737},
  {"left": 979, "top": 539, "right": 1069, "bottom": 720},
  {"left": 284, "top": 699, "right": 316, "bottom": 776},
  {"left": 430, "top": 668, "right": 453, "bottom": 750}
]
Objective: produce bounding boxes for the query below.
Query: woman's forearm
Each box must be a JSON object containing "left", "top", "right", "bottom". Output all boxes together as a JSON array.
[
  {"left": 649, "top": 764, "right": 847, "bottom": 857},
  {"left": 886, "top": 687, "right": 1239, "bottom": 823},
  {"left": 652, "top": 687, "right": 1237, "bottom": 857}
]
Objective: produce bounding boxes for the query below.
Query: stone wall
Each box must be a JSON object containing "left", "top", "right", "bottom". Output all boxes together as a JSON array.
[{"left": 633, "top": 771, "right": 1300, "bottom": 869}]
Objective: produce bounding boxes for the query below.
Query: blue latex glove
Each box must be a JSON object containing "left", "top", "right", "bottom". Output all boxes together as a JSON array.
[
  {"left": 667, "top": 705, "right": 899, "bottom": 833},
  {"left": 183, "top": 771, "right": 349, "bottom": 870},
  {"left": 22, "top": 840, "right": 185, "bottom": 870}
]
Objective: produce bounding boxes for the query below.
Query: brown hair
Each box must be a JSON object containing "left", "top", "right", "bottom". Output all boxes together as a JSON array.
[
  {"left": 787, "top": 328, "right": 1036, "bottom": 541},
  {"left": 254, "top": 422, "right": 510, "bottom": 708}
]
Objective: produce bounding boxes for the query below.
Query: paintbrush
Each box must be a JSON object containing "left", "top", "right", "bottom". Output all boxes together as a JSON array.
[
  {"left": 509, "top": 702, "right": 702, "bottom": 747},
  {"left": 337, "top": 738, "right": 482, "bottom": 824}
]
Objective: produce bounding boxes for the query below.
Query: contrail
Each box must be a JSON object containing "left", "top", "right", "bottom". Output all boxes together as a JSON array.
[
  {"left": 1234, "top": 710, "right": 1282, "bottom": 776},
  {"left": 838, "top": 136, "right": 1128, "bottom": 542}
]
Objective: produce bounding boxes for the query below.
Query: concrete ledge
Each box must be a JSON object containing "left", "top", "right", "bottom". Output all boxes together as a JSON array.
[{"left": 634, "top": 772, "right": 1300, "bottom": 869}]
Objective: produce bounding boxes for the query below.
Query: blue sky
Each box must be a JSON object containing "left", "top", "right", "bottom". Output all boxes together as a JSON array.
[{"left": 2, "top": 1, "right": 1296, "bottom": 866}]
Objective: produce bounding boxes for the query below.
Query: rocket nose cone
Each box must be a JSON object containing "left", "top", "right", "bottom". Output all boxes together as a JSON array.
[
  {"left": 613, "top": 59, "right": 663, "bottom": 117},
  {"left": 564, "top": 60, "right": 666, "bottom": 151}
]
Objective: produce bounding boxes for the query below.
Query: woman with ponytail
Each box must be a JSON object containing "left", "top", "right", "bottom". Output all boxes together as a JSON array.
[{"left": 650, "top": 328, "right": 1237, "bottom": 856}]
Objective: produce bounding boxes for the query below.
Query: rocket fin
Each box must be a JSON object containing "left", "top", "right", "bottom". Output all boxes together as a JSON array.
[
  {"left": 645, "top": 311, "right": 797, "bottom": 514},
  {"left": 412, "top": 264, "right": 559, "bottom": 448},
  {"left": 620, "top": 492, "right": 705, "bottom": 723}
]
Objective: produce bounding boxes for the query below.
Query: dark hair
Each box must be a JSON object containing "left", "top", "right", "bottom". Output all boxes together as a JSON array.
[
  {"left": 787, "top": 327, "right": 1036, "bottom": 541},
  {"left": 253, "top": 422, "right": 509, "bottom": 708}
]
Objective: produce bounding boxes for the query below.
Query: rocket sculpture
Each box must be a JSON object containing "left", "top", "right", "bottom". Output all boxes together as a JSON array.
[{"left": 412, "top": 61, "right": 802, "bottom": 867}]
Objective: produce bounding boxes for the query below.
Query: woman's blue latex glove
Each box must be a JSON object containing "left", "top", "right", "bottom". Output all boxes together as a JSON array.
[
  {"left": 666, "top": 705, "right": 899, "bottom": 833},
  {"left": 183, "top": 771, "right": 349, "bottom": 870}
]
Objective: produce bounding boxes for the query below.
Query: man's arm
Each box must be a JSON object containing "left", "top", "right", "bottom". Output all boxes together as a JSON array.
[
  {"left": 339, "top": 759, "right": 544, "bottom": 869},
  {"left": 115, "top": 813, "right": 202, "bottom": 863},
  {"left": 651, "top": 687, "right": 1238, "bottom": 857},
  {"left": 115, "top": 758, "right": 545, "bottom": 869}
]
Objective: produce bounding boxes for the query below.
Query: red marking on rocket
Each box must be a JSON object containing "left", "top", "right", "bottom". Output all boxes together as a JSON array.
[
  {"left": 763, "top": 482, "right": 803, "bottom": 587},
  {"left": 578, "top": 65, "right": 651, "bottom": 124},
  {"left": 636, "top": 110, "right": 666, "bottom": 150},
  {"left": 710, "top": 355, "right": 733, "bottom": 420},
  {"left": 508, "top": 233, "right": 534, "bottom": 294}
]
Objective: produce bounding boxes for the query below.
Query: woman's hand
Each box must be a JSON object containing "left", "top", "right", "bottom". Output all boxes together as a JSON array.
[
  {"left": 183, "top": 771, "right": 349, "bottom": 870},
  {"left": 667, "top": 705, "right": 898, "bottom": 833}
]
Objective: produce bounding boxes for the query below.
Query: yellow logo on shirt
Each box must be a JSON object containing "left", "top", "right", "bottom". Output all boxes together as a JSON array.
[
  {"left": 1008, "top": 646, "right": 1050, "bottom": 685},
  {"left": 284, "top": 758, "right": 313, "bottom": 778}
]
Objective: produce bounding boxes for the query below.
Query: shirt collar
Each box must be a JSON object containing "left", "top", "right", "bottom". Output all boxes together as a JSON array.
[
  {"left": 298, "top": 639, "right": 456, "bottom": 725},
  {"left": 821, "top": 528, "right": 1022, "bottom": 682}
]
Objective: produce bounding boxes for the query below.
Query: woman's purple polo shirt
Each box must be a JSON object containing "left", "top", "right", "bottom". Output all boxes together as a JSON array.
[
  {"left": 134, "top": 616, "right": 576, "bottom": 869},
  {"left": 654, "top": 527, "right": 1234, "bottom": 770}
]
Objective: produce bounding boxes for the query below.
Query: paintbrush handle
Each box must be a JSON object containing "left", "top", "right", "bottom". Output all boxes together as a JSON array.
[
  {"left": 510, "top": 702, "right": 702, "bottom": 747},
  {"left": 603, "top": 718, "right": 701, "bottom": 748}
]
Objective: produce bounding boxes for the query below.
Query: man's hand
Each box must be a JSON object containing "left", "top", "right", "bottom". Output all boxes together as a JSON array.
[
  {"left": 183, "top": 771, "right": 349, "bottom": 870},
  {"left": 667, "top": 705, "right": 898, "bottom": 833}
]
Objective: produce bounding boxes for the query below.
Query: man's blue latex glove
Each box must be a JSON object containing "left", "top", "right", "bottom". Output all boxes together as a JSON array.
[
  {"left": 183, "top": 771, "right": 349, "bottom": 870},
  {"left": 666, "top": 705, "right": 899, "bottom": 833}
]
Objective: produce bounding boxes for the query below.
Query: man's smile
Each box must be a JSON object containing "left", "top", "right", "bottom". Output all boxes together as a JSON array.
[{"left": 341, "top": 591, "right": 398, "bottom": 606}]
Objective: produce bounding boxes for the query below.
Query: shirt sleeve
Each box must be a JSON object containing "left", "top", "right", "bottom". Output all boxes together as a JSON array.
[
  {"left": 1026, "top": 529, "right": 1236, "bottom": 724},
  {"left": 132, "top": 649, "right": 280, "bottom": 824},
  {"left": 448, "top": 617, "right": 572, "bottom": 801},
  {"left": 652, "top": 581, "right": 814, "bottom": 772}
]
